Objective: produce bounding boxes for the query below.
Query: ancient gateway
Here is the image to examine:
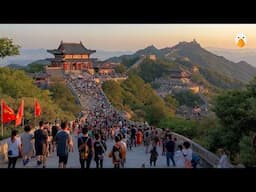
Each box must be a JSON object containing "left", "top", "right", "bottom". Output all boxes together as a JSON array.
[{"left": 47, "top": 41, "right": 96, "bottom": 74}]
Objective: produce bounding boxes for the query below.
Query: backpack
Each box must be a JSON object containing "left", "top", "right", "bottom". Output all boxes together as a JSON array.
[
  {"left": 79, "top": 137, "right": 90, "bottom": 160},
  {"left": 112, "top": 145, "right": 122, "bottom": 163}
]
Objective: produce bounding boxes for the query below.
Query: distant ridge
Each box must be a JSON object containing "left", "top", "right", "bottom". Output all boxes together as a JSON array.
[{"left": 107, "top": 40, "right": 256, "bottom": 83}]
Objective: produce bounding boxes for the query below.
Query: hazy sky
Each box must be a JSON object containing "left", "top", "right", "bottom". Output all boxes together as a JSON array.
[{"left": 1, "top": 24, "right": 256, "bottom": 51}]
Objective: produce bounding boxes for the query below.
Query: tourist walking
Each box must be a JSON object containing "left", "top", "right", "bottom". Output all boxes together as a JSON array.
[
  {"left": 93, "top": 133, "right": 107, "bottom": 168},
  {"left": 109, "top": 136, "right": 122, "bottom": 168},
  {"left": 20, "top": 125, "right": 34, "bottom": 166},
  {"left": 165, "top": 134, "right": 176, "bottom": 167},
  {"left": 149, "top": 146, "right": 158, "bottom": 167},
  {"left": 217, "top": 149, "right": 230, "bottom": 168},
  {"left": 174, "top": 145, "right": 185, "bottom": 168},
  {"left": 7, "top": 130, "right": 22, "bottom": 168},
  {"left": 34, "top": 120, "right": 49, "bottom": 168},
  {"left": 78, "top": 127, "right": 93, "bottom": 168},
  {"left": 182, "top": 141, "right": 193, "bottom": 168},
  {"left": 55, "top": 121, "right": 73, "bottom": 168}
]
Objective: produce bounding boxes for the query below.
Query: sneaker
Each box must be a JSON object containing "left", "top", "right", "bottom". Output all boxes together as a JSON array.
[{"left": 24, "top": 159, "right": 29, "bottom": 165}]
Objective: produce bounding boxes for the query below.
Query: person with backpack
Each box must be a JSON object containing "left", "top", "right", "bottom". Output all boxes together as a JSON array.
[
  {"left": 109, "top": 135, "right": 122, "bottom": 168},
  {"left": 78, "top": 127, "right": 94, "bottom": 168},
  {"left": 94, "top": 133, "right": 107, "bottom": 168},
  {"left": 55, "top": 121, "right": 73, "bottom": 168}
]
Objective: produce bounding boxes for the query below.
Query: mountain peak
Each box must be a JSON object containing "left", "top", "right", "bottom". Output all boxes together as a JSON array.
[
  {"left": 175, "top": 39, "right": 201, "bottom": 49},
  {"left": 144, "top": 45, "right": 157, "bottom": 50},
  {"left": 135, "top": 45, "right": 161, "bottom": 56}
]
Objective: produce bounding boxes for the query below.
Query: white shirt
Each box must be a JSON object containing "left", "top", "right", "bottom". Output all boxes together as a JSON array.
[
  {"left": 174, "top": 150, "right": 185, "bottom": 168},
  {"left": 182, "top": 148, "right": 193, "bottom": 161},
  {"left": 218, "top": 154, "right": 230, "bottom": 168},
  {"left": 7, "top": 137, "right": 21, "bottom": 157}
]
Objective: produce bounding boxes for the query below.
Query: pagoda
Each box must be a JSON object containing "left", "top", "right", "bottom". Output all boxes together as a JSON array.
[{"left": 47, "top": 41, "right": 96, "bottom": 72}]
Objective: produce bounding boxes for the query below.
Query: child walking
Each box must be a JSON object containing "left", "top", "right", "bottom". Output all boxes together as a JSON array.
[{"left": 150, "top": 146, "right": 158, "bottom": 167}]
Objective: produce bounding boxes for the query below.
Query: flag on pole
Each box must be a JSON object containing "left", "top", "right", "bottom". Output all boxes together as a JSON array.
[
  {"left": 15, "top": 99, "right": 24, "bottom": 127},
  {"left": 34, "top": 99, "right": 41, "bottom": 117},
  {"left": 1, "top": 100, "right": 16, "bottom": 124}
]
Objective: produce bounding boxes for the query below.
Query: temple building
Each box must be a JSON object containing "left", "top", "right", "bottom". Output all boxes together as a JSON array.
[
  {"left": 47, "top": 41, "right": 96, "bottom": 73},
  {"left": 94, "top": 62, "right": 116, "bottom": 75}
]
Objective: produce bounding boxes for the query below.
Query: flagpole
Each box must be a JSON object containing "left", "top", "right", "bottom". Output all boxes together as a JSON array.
[
  {"left": 1, "top": 99, "right": 3, "bottom": 137},
  {"left": 22, "top": 98, "right": 24, "bottom": 130},
  {"left": 34, "top": 98, "right": 36, "bottom": 129}
]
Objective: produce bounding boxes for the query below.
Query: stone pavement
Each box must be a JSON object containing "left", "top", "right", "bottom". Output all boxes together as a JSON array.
[{"left": 0, "top": 134, "right": 176, "bottom": 168}]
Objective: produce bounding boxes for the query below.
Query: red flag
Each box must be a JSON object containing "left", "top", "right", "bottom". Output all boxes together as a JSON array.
[
  {"left": 1, "top": 100, "right": 16, "bottom": 124},
  {"left": 15, "top": 100, "right": 24, "bottom": 127},
  {"left": 34, "top": 99, "right": 41, "bottom": 117}
]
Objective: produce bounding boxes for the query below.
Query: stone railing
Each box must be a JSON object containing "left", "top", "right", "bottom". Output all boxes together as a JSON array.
[
  {"left": 0, "top": 138, "right": 8, "bottom": 162},
  {"left": 170, "top": 132, "right": 220, "bottom": 167}
]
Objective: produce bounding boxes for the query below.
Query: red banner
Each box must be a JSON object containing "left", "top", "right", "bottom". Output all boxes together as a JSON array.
[
  {"left": 15, "top": 100, "right": 24, "bottom": 126},
  {"left": 1, "top": 100, "right": 16, "bottom": 124},
  {"left": 34, "top": 99, "right": 41, "bottom": 117}
]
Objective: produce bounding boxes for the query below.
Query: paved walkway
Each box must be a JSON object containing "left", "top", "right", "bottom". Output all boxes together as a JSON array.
[{"left": 0, "top": 135, "right": 176, "bottom": 168}]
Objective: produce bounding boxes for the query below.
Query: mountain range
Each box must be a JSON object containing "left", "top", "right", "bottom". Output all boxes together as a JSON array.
[
  {"left": 206, "top": 47, "right": 256, "bottom": 67},
  {"left": 107, "top": 40, "right": 256, "bottom": 84}
]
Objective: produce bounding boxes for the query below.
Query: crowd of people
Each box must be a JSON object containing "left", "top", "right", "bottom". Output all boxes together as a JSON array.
[{"left": 5, "top": 72, "right": 230, "bottom": 168}]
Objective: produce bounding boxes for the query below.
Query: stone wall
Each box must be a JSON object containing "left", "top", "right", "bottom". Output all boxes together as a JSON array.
[{"left": 0, "top": 138, "right": 9, "bottom": 163}]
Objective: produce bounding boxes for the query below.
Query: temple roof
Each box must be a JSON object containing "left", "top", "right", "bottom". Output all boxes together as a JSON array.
[
  {"left": 47, "top": 58, "right": 98, "bottom": 62},
  {"left": 47, "top": 41, "right": 96, "bottom": 55}
]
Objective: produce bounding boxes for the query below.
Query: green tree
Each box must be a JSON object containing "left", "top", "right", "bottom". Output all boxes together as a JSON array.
[
  {"left": 48, "top": 80, "right": 81, "bottom": 117},
  {"left": 0, "top": 67, "right": 80, "bottom": 139},
  {"left": 102, "top": 80, "right": 124, "bottom": 109},
  {"left": 239, "top": 134, "right": 256, "bottom": 167},
  {"left": 164, "top": 94, "right": 178, "bottom": 113},
  {"left": 212, "top": 77, "right": 256, "bottom": 162},
  {"left": 173, "top": 90, "right": 204, "bottom": 107},
  {"left": 26, "top": 63, "right": 45, "bottom": 73},
  {"left": 115, "top": 64, "right": 127, "bottom": 74},
  {"left": 0, "top": 38, "right": 20, "bottom": 60},
  {"left": 102, "top": 74, "right": 174, "bottom": 125}
]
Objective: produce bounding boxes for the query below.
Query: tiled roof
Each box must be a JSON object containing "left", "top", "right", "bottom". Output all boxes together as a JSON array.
[{"left": 47, "top": 41, "right": 96, "bottom": 55}]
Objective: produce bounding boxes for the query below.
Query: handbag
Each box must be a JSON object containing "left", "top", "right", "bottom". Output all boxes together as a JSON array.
[
  {"left": 8, "top": 150, "right": 13, "bottom": 156},
  {"left": 98, "top": 154, "right": 104, "bottom": 160}
]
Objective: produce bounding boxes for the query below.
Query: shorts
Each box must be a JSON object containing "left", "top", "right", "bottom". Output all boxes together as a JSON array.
[{"left": 59, "top": 155, "right": 68, "bottom": 164}]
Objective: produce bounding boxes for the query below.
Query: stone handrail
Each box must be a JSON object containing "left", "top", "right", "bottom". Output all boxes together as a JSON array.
[
  {"left": 170, "top": 132, "right": 220, "bottom": 167},
  {"left": 0, "top": 138, "right": 8, "bottom": 162}
]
